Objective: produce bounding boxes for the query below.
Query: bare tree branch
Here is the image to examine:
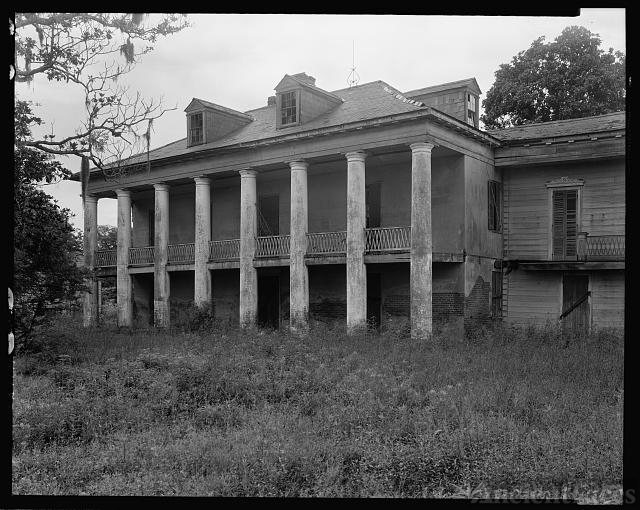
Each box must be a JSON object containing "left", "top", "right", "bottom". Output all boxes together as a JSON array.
[{"left": 14, "top": 12, "right": 190, "bottom": 179}]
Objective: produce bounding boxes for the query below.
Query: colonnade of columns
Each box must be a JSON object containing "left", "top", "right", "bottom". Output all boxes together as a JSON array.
[{"left": 82, "top": 142, "right": 435, "bottom": 338}]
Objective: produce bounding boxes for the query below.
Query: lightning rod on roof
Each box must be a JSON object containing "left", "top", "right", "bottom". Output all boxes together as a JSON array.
[{"left": 347, "top": 40, "right": 360, "bottom": 87}]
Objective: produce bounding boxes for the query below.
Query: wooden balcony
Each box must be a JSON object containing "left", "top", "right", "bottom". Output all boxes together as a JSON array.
[
  {"left": 129, "top": 246, "right": 154, "bottom": 266},
  {"left": 365, "top": 226, "right": 411, "bottom": 253},
  {"left": 209, "top": 239, "right": 240, "bottom": 260},
  {"left": 168, "top": 243, "right": 195, "bottom": 264},
  {"left": 95, "top": 250, "right": 117, "bottom": 267},
  {"left": 577, "top": 234, "right": 625, "bottom": 261},
  {"left": 307, "top": 231, "right": 346, "bottom": 255},
  {"left": 256, "top": 235, "right": 290, "bottom": 258},
  {"left": 91, "top": 226, "right": 452, "bottom": 268}
]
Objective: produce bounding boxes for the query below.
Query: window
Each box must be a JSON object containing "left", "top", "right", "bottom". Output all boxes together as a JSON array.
[
  {"left": 189, "top": 112, "right": 203, "bottom": 145},
  {"left": 552, "top": 189, "right": 578, "bottom": 259},
  {"left": 488, "top": 180, "right": 502, "bottom": 231},
  {"left": 280, "top": 91, "right": 298, "bottom": 126},
  {"left": 467, "top": 94, "right": 477, "bottom": 126},
  {"left": 491, "top": 270, "right": 503, "bottom": 319}
]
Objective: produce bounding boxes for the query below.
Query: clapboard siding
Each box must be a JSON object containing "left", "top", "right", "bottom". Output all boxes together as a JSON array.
[
  {"left": 504, "top": 159, "right": 625, "bottom": 260},
  {"left": 591, "top": 271, "right": 625, "bottom": 329},
  {"left": 504, "top": 270, "right": 560, "bottom": 324}
]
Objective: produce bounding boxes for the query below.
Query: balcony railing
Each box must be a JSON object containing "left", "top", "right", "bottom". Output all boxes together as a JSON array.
[
  {"left": 365, "top": 226, "right": 411, "bottom": 253},
  {"left": 93, "top": 226, "right": 418, "bottom": 268},
  {"left": 209, "top": 239, "right": 240, "bottom": 260},
  {"left": 256, "top": 235, "right": 290, "bottom": 258},
  {"left": 95, "top": 249, "right": 116, "bottom": 267},
  {"left": 577, "top": 234, "right": 625, "bottom": 261},
  {"left": 129, "top": 246, "right": 155, "bottom": 266},
  {"left": 307, "top": 231, "right": 347, "bottom": 255},
  {"left": 168, "top": 243, "right": 195, "bottom": 264}
]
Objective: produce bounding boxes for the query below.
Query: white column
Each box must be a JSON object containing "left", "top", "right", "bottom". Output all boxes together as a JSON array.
[
  {"left": 82, "top": 195, "right": 99, "bottom": 327},
  {"left": 239, "top": 169, "right": 258, "bottom": 327},
  {"left": 289, "top": 160, "right": 309, "bottom": 332},
  {"left": 345, "top": 151, "right": 367, "bottom": 333},
  {"left": 153, "top": 183, "right": 170, "bottom": 328},
  {"left": 116, "top": 189, "right": 133, "bottom": 327},
  {"left": 194, "top": 177, "right": 212, "bottom": 308},
  {"left": 410, "top": 142, "right": 435, "bottom": 339}
]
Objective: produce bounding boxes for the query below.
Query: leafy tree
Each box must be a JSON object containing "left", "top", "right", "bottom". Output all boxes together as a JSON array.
[
  {"left": 481, "top": 26, "right": 625, "bottom": 129},
  {"left": 13, "top": 13, "right": 189, "bottom": 178},
  {"left": 97, "top": 225, "right": 118, "bottom": 251},
  {"left": 14, "top": 100, "right": 88, "bottom": 341}
]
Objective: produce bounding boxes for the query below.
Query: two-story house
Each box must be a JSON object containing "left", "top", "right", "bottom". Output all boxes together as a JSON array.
[
  {"left": 488, "top": 113, "right": 626, "bottom": 331},
  {"left": 76, "top": 72, "right": 625, "bottom": 336}
]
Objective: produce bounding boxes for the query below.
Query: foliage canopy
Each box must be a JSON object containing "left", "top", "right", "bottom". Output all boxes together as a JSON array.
[{"left": 481, "top": 26, "right": 625, "bottom": 129}]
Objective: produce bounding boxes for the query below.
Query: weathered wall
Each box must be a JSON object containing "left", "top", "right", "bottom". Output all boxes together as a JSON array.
[
  {"left": 503, "top": 159, "right": 625, "bottom": 260},
  {"left": 132, "top": 273, "right": 153, "bottom": 325},
  {"left": 463, "top": 256, "right": 494, "bottom": 329},
  {"left": 590, "top": 270, "right": 625, "bottom": 329},
  {"left": 212, "top": 269, "right": 240, "bottom": 323},
  {"left": 464, "top": 155, "right": 502, "bottom": 259},
  {"left": 257, "top": 174, "right": 291, "bottom": 235},
  {"left": 132, "top": 195, "right": 153, "bottom": 247},
  {"left": 169, "top": 271, "right": 194, "bottom": 322},
  {"left": 504, "top": 269, "right": 561, "bottom": 325},
  {"left": 212, "top": 181, "right": 241, "bottom": 240},
  {"left": 308, "top": 265, "right": 347, "bottom": 322}
]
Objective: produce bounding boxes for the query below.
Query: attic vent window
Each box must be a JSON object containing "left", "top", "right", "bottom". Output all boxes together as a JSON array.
[
  {"left": 280, "top": 91, "right": 298, "bottom": 126},
  {"left": 189, "top": 112, "right": 204, "bottom": 145}
]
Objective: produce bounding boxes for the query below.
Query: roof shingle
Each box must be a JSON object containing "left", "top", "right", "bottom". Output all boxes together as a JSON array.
[{"left": 487, "top": 112, "right": 625, "bottom": 142}]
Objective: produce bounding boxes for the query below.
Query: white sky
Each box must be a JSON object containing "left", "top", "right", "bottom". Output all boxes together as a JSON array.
[{"left": 15, "top": 9, "right": 626, "bottom": 229}]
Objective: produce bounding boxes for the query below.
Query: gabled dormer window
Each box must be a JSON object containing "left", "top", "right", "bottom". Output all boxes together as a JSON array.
[
  {"left": 189, "top": 112, "right": 204, "bottom": 145},
  {"left": 280, "top": 90, "right": 299, "bottom": 126}
]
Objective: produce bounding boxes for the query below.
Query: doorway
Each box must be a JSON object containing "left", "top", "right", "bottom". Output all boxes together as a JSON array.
[
  {"left": 561, "top": 273, "right": 590, "bottom": 335},
  {"left": 258, "top": 274, "right": 280, "bottom": 329}
]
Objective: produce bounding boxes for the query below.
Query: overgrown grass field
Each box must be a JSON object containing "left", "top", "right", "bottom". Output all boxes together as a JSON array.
[{"left": 12, "top": 317, "right": 623, "bottom": 500}]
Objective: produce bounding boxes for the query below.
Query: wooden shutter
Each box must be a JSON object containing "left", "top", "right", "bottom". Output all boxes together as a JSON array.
[{"left": 552, "top": 189, "right": 578, "bottom": 259}]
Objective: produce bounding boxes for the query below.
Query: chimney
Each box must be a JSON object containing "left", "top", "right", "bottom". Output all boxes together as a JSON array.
[
  {"left": 267, "top": 95, "right": 276, "bottom": 106},
  {"left": 291, "top": 72, "right": 316, "bottom": 87}
]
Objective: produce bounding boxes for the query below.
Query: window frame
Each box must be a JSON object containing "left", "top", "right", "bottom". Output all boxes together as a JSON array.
[
  {"left": 278, "top": 89, "right": 300, "bottom": 127},
  {"left": 488, "top": 180, "right": 502, "bottom": 232},
  {"left": 188, "top": 111, "right": 204, "bottom": 146}
]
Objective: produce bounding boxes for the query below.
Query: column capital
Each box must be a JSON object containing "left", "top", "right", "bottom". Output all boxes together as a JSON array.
[
  {"left": 344, "top": 150, "right": 367, "bottom": 163},
  {"left": 409, "top": 142, "right": 436, "bottom": 153},
  {"left": 193, "top": 176, "right": 211, "bottom": 186},
  {"left": 153, "top": 182, "right": 170, "bottom": 192},
  {"left": 288, "top": 160, "right": 308, "bottom": 171},
  {"left": 239, "top": 168, "right": 257, "bottom": 178},
  {"left": 115, "top": 188, "right": 131, "bottom": 198},
  {"left": 84, "top": 194, "right": 99, "bottom": 205}
]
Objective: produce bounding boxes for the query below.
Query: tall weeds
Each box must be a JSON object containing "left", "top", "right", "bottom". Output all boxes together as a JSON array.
[{"left": 12, "top": 316, "right": 623, "bottom": 498}]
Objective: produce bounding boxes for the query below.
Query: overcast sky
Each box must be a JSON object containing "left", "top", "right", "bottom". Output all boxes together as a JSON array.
[{"left": 15, "top": 10, "right": 626, "bottom": 229}]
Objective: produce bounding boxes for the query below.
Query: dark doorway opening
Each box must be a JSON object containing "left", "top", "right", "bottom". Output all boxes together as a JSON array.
[
  {"left": 258, "top": 195, "right": 280, "bottom": 236},
  {"left": 258, "top": 274, "right": 280, "bottom": 329},
  {"left": 367, "top": 271, "right": 382, "bottom": 329},
  {"left": 561, "top": 273, "right": 590, "bottom": 335},
  {"left": 366, "top": 182, "right": 381, "bottom": 228}
]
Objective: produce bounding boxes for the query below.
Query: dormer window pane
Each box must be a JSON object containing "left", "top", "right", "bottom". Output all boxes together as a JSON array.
[
  {"left": 281, "top": 91, "right": 298, "bottom": 126},
  {"left": 190, "top": 113, "right": 203, "bottom": 145}
]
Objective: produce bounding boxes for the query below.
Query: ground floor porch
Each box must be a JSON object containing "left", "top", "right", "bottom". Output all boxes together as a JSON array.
[{"left": 94, "top": 257, "right": 501, "bottom": 337}]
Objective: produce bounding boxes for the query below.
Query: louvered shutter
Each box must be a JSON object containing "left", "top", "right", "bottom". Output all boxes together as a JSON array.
[
  {"left": 552, "top": 191, "right": 567, "bottom": 259},
  {"left": 565, "top": 191, "right": 577, "bottom": 256},
  {"left": 552, "top": 189, "right": 578, "bottom": 259}
]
